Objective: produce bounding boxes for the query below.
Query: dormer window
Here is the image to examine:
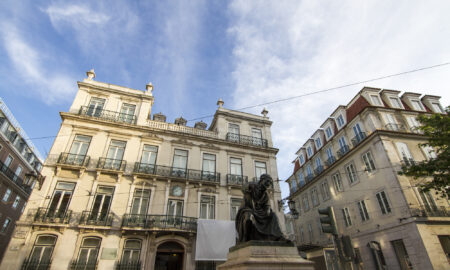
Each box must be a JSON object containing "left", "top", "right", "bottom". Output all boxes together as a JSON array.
[
  {"left": 325, "top": 126, "right": 333, "bottom": 139},
  {"left": 307, "top": 147, "right": 313, "bottom": 158},
  {"left": 299, "top": 154, "right": 305, "bottom": 165},
  {"left": 370, "top": 95, "right": 382, "bottom": 106},
  {"left": 336, "top": 115, "right": 345, "bottom": 128},
  {"left": 411, "top": 100, "right": 425, "bottom": 111},
  {"left": 315, "top": 138, "right": 322, "bottom": 149},
  {"left": 431, "top": 102, "right": 444, "bottom": 113},
  {"left": 389, "top": 97, "right": 402, "bottom": 109}
]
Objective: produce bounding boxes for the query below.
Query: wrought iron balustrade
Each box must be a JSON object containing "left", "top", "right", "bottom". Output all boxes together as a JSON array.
[
  {"left": 79, "top": 211, "right": 113, "bottom": 226},
  {"left": 58, "top": 153, "right": 90, "bottom": 167},
  {"left": 97, "top": 158, "right": 126, "bottom": 171},
  {"left": 314, "top": 165, "right": 324, "bottom": 175},
  {"left": 385, "top": 123, "right": 406, "bottom": 132},
  {"left": 325, "top": 156, "right": 336, "bottom": 167},
  {"left": 133, "top": 163, "right": 220, "bottom": 183},
  {"left": 116, "top": 260, "right": 141, "bottom": 270},
  {"left": 34, "top": 207, "right": 72, "bottom": 224},
  {"left": 411, "top": 206, "right": 449, "bottom": 217},
  {"left": 21, "top": 258, "right": 51, "bottom": 270},
  {"left": 226, "top": 174, "right": 248, "bottom": 185},
  {"left": 337, "top": 145, "right": 350, "bottom": 158},
  {"left": 225, "top": 133, "right": 268, "bottom": 148},
  {"left": 122, "top": 214, "right": 197, "bottom": 232},
  {"left": 79, "top": 106, "right": 136, "bottom": 124},
  {"left": 305, "top": 174, "right": 314, "bottom": 182},
  {"left": 70, "top": 261, "right": 97, "bottom": 270},
  {"left": 351, "top": 132, "right": 367, "bottom": 147},
  {"left": 0, "top": 159, "right": 31, "bottom": 195}
]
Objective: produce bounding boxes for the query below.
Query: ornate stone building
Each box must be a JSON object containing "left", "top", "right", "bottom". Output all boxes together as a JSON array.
[
  {"left": 286, "top": 87, "right": 449, "bottom": 270},
  {"left": 0, "top": 70, "right": 283, "bottom": 270}
]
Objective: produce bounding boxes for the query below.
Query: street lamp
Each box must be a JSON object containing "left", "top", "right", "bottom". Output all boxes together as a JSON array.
[{"left": 288, "top": 200, "right": 299, "bottom": 219}]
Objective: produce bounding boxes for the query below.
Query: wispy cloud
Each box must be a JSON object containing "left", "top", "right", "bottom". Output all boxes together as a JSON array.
[
  {"left": 227, "top": 0, "right": 450, "bottom": 197},
  {"left": 0, "top": 23, "right": 75, "bottom": 104},
  {"left": 45, "top": 5, "right": 110, "bottom": 25}
]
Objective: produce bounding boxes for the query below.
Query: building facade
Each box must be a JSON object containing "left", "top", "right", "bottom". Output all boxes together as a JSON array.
[
  {"left": 286, "top": 87, "right": 449, "bottom": 270},
  {"left": 0, "top": 98, "right": 44, "bottom": 262},
  {"left": 1, "top": 70, "right": 284, "bottom": 270}
]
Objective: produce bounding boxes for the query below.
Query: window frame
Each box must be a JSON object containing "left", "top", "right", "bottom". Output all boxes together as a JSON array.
[
  {"left": 342, "top": 208, "right": 352, "bottom": 227},
  {"left": 362, "top": 151, "right": 376, "bottom": 173},
  {"left": 332, "top": 172, "right": 344, "bottom": 192},
  {"left": 345, "top": 163, "right": 358, "bottom": 184},
  {"left": 376, "top": 191, "right": 392, "bottom": 215},
  {"left": 199, "top": 195, "right": 215, "bottom": 219},
  {"left": 357, "top": 200, "right": 370, "bottom": 221}
]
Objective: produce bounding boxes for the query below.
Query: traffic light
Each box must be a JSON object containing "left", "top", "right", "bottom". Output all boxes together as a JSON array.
[{"left": 318, "top": 207, "right": 337, "bottom": 235}]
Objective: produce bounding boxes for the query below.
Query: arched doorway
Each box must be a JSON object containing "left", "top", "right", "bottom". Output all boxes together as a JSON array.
[{"left": 155, "top": 241, "right": 184, "bottom": 270}]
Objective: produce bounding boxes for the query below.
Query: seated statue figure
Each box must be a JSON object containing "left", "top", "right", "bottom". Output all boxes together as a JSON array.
[{"left": 235, "top": 174, "right": 286, "bottom": 243}]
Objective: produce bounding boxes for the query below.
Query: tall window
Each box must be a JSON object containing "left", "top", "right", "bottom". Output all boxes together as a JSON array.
[
  {"left": 336, "top": 114, "right": 345, "bottom": 127},
  {"left": 345, "top": 164, "right": 358, "bottom": 184},
  {"left": 411, "top": 100, "right": 424, "bottom": 111},
  {"left": 419, "top": 189, "right": 438, "bottom": 212},
  {"left": 172, "top": 149, "right": 188, "bottom": 177},
  {"left": 311, "top": 188, "right": 319, "bottom": 206},
  {"left": 406, "top": 116, "right": 420, "bottom": 130},
  {"left": 307, "top": 223, "right": 313, "bottom": 242},
  {"left": 338, "top": 136, "right": 347, "bottom": 149},
  {"left": 321, "top": 181, "right": 330, "bottom": 200},
  {"left": 140, "top": 145, "right": 158, "bottom": 165},
  {"left": 431, "top": 102, "right": 444, "bottom": 113},
  {"left": 200, "top": 195, "right": 215, "bottom": 219},
  {"left": 396, "top": 142, "right": 414, "bottom": 165},
  {"left": 306, "top": 164, "right": 313, "bottom": 178},
  {"left": 90, "top": 186, "right": 114, "bottom": 222},
  {"left": 299, "top": 154, "right": 305, "bottom": 165},
  {"left": 376, "top": 191, "right": 391, "bottom": 215},
  {"left": 106, "top": 140, "right": 126, "bottom": 169},
  {"left": 251, "top": 128, "right": 263, "bottom": 146},
  {"left": 291, "top": 178, "right": 297, "bottom": 191},
  {"left": 131, "top": 189, "right": 151, "bottom": 215},
  {"left": 202, "top": 154, "right": 216, "bottom": 177},
  {"left": 326, "top": 147, "right": 334, "bottom": 160},
  {"left": 315, "top": 157, "right": 322, "bottom": 171},
  {"left": 332, "top": 173, "right": 343, "bottom": 192},
  {"left": 357, "top": 200, "right": 370, "bottom": 221},
  {"left": 370, "top": 95, "right": 382, "bottom": 106},
  {"left": 255, "top": 161, "right": 267, "bottom": 179},
  {"left": 421, "top": 145, "right": 437, "bottom": 160},
  {"left": 2, "top": 188, "right": 11, "bottom": 202},
  {"left": 303, "top": 196, "right": 310, "bottom": 211},
  {"left": 26, "top": 235, "right": 57, "bottom": 268},
  {"left": 389, "top": 97, "right": 402, "bottom": 108},
  {"left": 362, "top": 151, "right": 376, "bottom": 172},
  {"left": 119, "top": 103, "right": 136, "bottom": 123},
  {"left": 230, "top": 158, "right": 242, "bottom": 176},
  {"left": 13, "top": 165, "right": 22, "bottom": 181},
  {"left": 121, "top": 239, "right": 141, "bottom": 264},
  {"left": 342, "top": 208, "right": 352, "bottom": 227},
  {"left": 48, "top": 182, "right": 76, "bottom": 218},
  {"left": 3, "top": 155, "right": 13, "bottom": 169},
  {"left": 391, "top": 239, "right": 413, "bottom": 270},
  {"left": 298, "top": 172, "right": 305, "bottom": 187},
  {"left": 68, "top": 135, "right": 91, "bottom": 165},
  {"left": 76, "top": 237, "right": 101, "bottom": 267},
  {"left": 230, "top": 198, "right": 242, "bottom": 220},
  {"left": 228, "top": 123, "right": 240, "bottom": 135},
  {"left": 1, "top": 218, "right": 11, "bottom": 233},
  {"left": 87, "top": 97, "right": 105, "bottom": 117},
  {"left": 12, "top": 195, "right": 20, "bottom": 209},
  {"left": 325, "top": 126, "right": 333, "bottom": 139},
  {"left": 167, "top": 200, "right": 183, "bottom": 216},
  {"left": 315, "top": 137, "right": 322, "bottom": 149},
  {"left": 307, "top": 147, "right": 313, "bottom": 157},
  {"left": 353, "top": 123, "right": 363, "bottom": 137}
]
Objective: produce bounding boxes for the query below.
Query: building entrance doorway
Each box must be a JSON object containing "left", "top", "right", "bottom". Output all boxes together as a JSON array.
[{"left": 155, "top": 241, "right": 184, "bottom": 270}]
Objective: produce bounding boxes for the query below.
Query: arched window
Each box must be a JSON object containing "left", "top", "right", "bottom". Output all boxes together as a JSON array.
[
  {"left": 74, "top": 237, "right": 101, "bottom": 269},
  {"left": 122, "top": 239, "right": 141, "bottom": 263},
  {"left": 23, "top": 235, "right": 57, "bottom": 269}
]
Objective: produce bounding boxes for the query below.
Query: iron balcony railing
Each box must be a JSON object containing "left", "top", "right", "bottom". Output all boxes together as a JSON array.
[
  {"left": 70, "top": 261, "right": 97, "bottom": 270},
  {"left": 411, "top": 206, "right": 449, "bottom": 217},
  {"left": 34, "top": 207, "right": 72, "bottom": 224},
  {"left": 225, "top": 133, "right": 268, "bottom": 148},
  {"left": 21, "top": 258, "right": 51, "bottom": 270},
  {"left": 58, "top": 153, "right": 90, "bottom": 167},
  {"left": 79, "top": 106, "right": 136, "bottom": 124},
  {"left": 385, "top": 123, "right": 406, "bottom": 132},
  {"left": 337, "top": 145, "right": 350, "bottom": 158},
  {"left": 122, "top": 214, "right": 197, "bottom": 232},
  {"left": 97, "top": 158, "right": 126, "bottom": 171},
  {"left": 116, "top": 260, "right": 141, "bottom": 270},
  {"left": 133, "top": 163, "right": 220, "bottom": 183},
  {"left": 79, "top": 211, "right": 113, "bottom": 227},
  {"left": 314, "top": 165, "right": 324, "bottom": 175},
  {"left": 351, "top": 132, "right": 367, "bottom": 147},
  {"left": 325, "top": 156, "right": 336, "bottom": 167},
  {"left": 4, "top": 129, "right": 18, "bottom": 143},
  {"left": 226, "top": 174, "right": 249, "bottom": 185},
  {"left": 0, "top": 160, "right": 31, "bottom": 195},
  {"left": 305, "top": 174, "right": 314, "bottom": 183}
]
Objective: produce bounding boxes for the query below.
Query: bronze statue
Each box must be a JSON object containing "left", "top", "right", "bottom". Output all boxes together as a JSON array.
[{"left": 235, "top": 174, "right": 287, "bottom": 243}]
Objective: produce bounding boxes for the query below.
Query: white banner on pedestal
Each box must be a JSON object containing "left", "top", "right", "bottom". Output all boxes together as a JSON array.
[{"left": 195, "top": 219, "right": 236, "bottom": 261}]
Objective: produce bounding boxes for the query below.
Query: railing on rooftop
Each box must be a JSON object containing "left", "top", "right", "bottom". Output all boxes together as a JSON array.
[
  {"left": 115, "top": 260, "right": 141, "bottom": 270},
  {"left": 79, "top": 211, "right": 113, "bottom": 227},
  {"left": 122, "top": 214, "right": 197, "bottom": 232},
  {"left": 351, "top": 132, "right": 367, "bottom": 147},
  {"left": 337, "top": 145, "right": 350, "bottom": 158},
  {"left": 34, "top": 207, "right": 72, "bottom": 224},
  {"left": 226, "top": 133, "right": 268, "bottom": 148},
  {"left": 58, "top": 153, "right": 90, "bottom": 167},
  {"left": 133, "top": 163, "right": 220, "bottom": 183},
  {"left": 226, "top": 174, "right": 249, "bottom": 185},
  {"left": 0, "top": 160, "right": 31, "bottom": 195},
  {"left": 79, "top": 106, "right": 136, "bottom": 124},
  {"left": 385, "top": 123, "right": 406, "bottom": 132},
  {"left": 411, "top": 206, "right": 449, "bottom": 217},
  {"left": 97, "top": 158, "right": 126, "bottom": 171},
  {"left": 21, "top": 258, "right": 51, "bottom": 270},
  {"left": 147, "top": 120, "right": 218, "bottom": 139}
]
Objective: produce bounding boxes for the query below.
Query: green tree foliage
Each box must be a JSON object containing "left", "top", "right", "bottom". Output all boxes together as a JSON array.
[{"left": 400, "top": 106, "right": 449, "bottom": 198}]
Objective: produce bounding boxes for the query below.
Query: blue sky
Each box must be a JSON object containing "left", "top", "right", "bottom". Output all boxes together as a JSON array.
[{"left": 1, "top": 0, "right": 450, "bottom": 198}]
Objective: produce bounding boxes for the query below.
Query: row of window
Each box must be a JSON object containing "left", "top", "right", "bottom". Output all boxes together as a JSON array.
[
  {"left": 228, "top": 123, "right": 263, "bottom": 139},
  {"left": 369, "top": 93, "right": 444, "bottom": 114}
]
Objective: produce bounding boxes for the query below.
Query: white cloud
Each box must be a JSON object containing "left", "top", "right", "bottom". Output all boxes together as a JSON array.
[
  {"left": 45, "top": 5, "right": 110, "bottom": 25},
  {"left": 0, "top": 23, "right": 75, "bottom": 104},
  {"left": 227, "top": 0, "right": 450, "bottom": 198}
]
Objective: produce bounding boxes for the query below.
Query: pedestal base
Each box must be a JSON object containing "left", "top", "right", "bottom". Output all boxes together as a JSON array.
[{"left": 217, "top": 241, "right": 314, "bottom": 270}]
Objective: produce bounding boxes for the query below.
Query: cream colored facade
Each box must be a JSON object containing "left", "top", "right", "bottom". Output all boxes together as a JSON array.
[
  {"left": 1, "top": 70, "right": 283, "bottom": 270},
  {"left": 286, "top": 87, "right": 449, "bottom": 270}
]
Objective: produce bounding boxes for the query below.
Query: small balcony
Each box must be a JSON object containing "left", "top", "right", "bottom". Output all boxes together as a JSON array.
[
  {"left": 314, "top": 165, "right": 324, "bottom": 175},
  {"left": 325, "top": 156, "right": 336, "bottom": 167},
  {"left": 305, "top": 174, "right": 314, "bottom": 183},
  {"left": 122, "top": 214, "right": 197, "bottom": 232},
  {"left": 57, "top": 153, "right": 90, "bottom": 167},
  {"left": 79, "top": 211, "right": 113, "bottom": 227},
  {"left": 97, "top": 158, "right": 126, "bottom": 171},
  {"left": 337, "top": 145, "right": 350, "bottom": 158},
  {"left": 70, "top": 261, "right": 97, "bottom": 270},
  {"left": 411, "top": 206, "right": 449, "bottom": 217},
  {"left": 34, "top": 207, "right": 72, "bottom": 224},
  {"left": 116, "top": 260, "right": 141, "bottom": 270},
  {"left": 133, "top": 163, "right": 220, "bottom": 183},
  {"left": 79, "top": 106, "right": 136, "bottom": 124},
  {"left": 0, "top": 160, "right": 31, "bottom": 195},
  {"left": 351, "top": 132, "right": 367, "bottom": 147},
  {"left": 226, "top": 133, "right": 268, "bottom": 148},
  {"left": 226, "top": 174, "right": 249, "bottom": 185},
  {"left": 385, "top": 123, "right": 406, "bottom": 132},
  {"left": 21, "top": 258, "right": 51, "bottom": 270}
]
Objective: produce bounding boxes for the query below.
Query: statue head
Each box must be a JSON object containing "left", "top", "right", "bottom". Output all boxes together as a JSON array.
[{"left": 259, "top": 174, "right": 273, "bottom": 189}]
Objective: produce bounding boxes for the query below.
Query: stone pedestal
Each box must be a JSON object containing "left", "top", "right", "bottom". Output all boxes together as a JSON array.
[{"left": 217, "top": 241, "right": 314, "bottom": 270}]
